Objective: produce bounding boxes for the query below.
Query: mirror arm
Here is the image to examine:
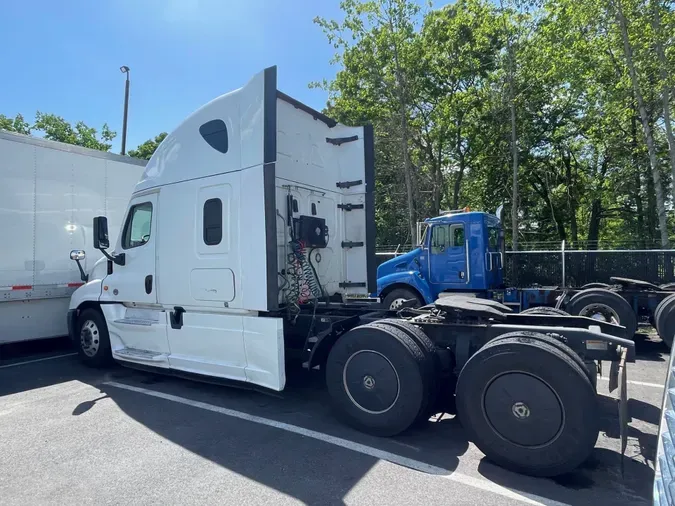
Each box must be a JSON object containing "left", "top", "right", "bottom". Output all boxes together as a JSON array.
[
  {"left": 74, "top": 259, "right": 88, "bottom": 282},
  {"left": 99, "top": 248, "right": 125, "bottom": 266}
]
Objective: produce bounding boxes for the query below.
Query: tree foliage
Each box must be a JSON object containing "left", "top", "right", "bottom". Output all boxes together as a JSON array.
[
  {"left": 34, "top": 112, "right": 116, "bottom": 151},
  {"left": 0, "top": 111, "right": 116, "bottom": 152},
  {"left": 0, "top": 113, "right": 31, "bottom": 135},
  {"left": 128, "top": 132, "right": 168, "bottom": 160},
  {"left": 316, "top": 0, "right": 675, "bottom": 248},
  {"left": 0, "top": 111, "right": 168, "bottom": 159}
]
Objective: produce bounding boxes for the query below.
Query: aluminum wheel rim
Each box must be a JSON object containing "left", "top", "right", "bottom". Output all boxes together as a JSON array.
[
  {"left": 80, "top": 320, "right": 100, "bottom": 357},
  {"left": 343, "top": 350, "right": 400, "bottom": 414},
  {"left": 578, "top": 303, "right": 619, "bottom": 324},
  {"left": 389, "top": 298, "right": 407, "bottom": 310}
]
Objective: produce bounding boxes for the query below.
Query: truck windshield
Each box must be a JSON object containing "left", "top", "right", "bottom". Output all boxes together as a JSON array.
[{"left": 417, "top": 222, "right": 429, "bottom": 245}]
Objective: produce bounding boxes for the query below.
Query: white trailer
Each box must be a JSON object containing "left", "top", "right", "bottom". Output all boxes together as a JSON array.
[
  {"left": 67, "top": 67, "right": 633, "bottom": 478},
  {"left": 0, "top": 131, "right": 146, "bottom": 344}
]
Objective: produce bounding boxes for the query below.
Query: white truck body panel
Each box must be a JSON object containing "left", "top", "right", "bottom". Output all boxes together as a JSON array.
[
  {"left": 0, "top": 131, "right": 145, "bottom": 343},
  {"left": 70, "top": 66, "right": 375, "bottom": 392}
]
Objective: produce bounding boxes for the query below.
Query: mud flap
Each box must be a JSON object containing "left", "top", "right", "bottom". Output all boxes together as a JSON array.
[{"left": 609, "top": 347, "right": 629, "bottom": 473}]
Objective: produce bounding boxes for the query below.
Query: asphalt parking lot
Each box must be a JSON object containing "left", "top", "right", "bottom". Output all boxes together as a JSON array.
[{"left": 0, "top": 331, "right": 666, "bottom": 506}]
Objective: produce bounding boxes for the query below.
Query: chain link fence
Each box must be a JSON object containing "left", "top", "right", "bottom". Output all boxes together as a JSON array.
[{"left": 506, "top": 241, "right": 675, "bottom": 287}]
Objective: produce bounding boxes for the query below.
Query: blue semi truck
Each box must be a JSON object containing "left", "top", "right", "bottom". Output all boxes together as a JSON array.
[{"left": 376, "top": 209, "right": 675, "bottom": 348}]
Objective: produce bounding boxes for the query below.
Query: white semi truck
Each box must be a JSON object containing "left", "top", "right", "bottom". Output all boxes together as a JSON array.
[
  {"left": 67, "top": 66, "right": 634, "bottom": 478},
  {"left": 0, "top": 130, "right": 146, "bottom": 344}
]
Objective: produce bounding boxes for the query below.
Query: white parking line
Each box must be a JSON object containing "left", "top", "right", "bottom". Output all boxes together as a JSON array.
[
  {"left": 104, "top": 381, "right": 570, "bottom": 506},
  {"left": 0, "top": 352, "right": 77, "bottom": 369},
  {"left": 598, "top": 376, "right": 663, "bottom": 389}
]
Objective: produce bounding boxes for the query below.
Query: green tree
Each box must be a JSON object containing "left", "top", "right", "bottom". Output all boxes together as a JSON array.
[
  {"left": 128, "top": 133, "right": 168, "bottom": 160},
  {"left": 317, "top": 0, "right": 673, "bottom": 248},
  {"left": 315, "top": 0, "right": 427, "bottom": 246},
  {"left": 33, "top": 111, "right": 116, "bottom": 151},
  {"left": 0, "top": 113, "right": 31, "bottom": 135}
]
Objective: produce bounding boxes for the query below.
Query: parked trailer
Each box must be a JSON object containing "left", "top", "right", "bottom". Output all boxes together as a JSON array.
[
  {"left": 503, "top": 280, "right": 675, "bottom": 348},
  {"left": 0, "top": 130, "right": 146, "bottom": 344},
  {"left": 376, "top": 210, "right": 675, "bottom": 348},
  {"left": 67, "top": 67, "right": 632, "bottom": 478}
]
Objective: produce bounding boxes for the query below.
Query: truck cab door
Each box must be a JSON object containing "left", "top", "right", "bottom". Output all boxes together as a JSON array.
[
  {"left": 484, "top": 224, "right": 503, "bottom": 288},
  {"left": 100, "top": 192, "right": 171, "bottom": 364},
  {"left": 428, "top": 223, "right": 468, "bottom": 290}
]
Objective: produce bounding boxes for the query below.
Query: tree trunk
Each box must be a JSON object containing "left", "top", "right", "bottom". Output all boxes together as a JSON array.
[
  {"left": 631, "top": 111, "right": 646, "bottom": 248},
  {"left": 453, "top": 151, "right": 466, "bottom": 210},
  {"left": 588, "top": 199, "right": 602, "bottom": 249},
  {"left": 613, "top": 0, "right": 669, "bottom": 247},
  {"left": 399, "top": 103, "right": 416, "bottom": 246},
  {"left": 500, "top": 0, "right": 519, "bottom": 250},
  {"left": 387, "top": 11, "right": 416, "bottom": 247},
  {"left": 452, "top": 117, "right": 465, "bottom": 210},
  {"left": 652, "top": 1, "right": 675, "bottom": 196},
  {"left": 563, "top": 151, "right": 578, "bottom": 245},
  {"left": 434, "top": 138, "right": 443, "bottom": 216},
  {"left": 635, "top": 171, "right": 646, "bottom": 248},
  {"left": 647, "top": 167, "right": 657, "bottom": 243},
  {"left": 509, "top": 77, "right": 519, "bottom": 250}
]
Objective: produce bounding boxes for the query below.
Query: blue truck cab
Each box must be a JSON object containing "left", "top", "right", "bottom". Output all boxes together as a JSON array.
[{"left": 376, "top": 211, "right": 504, "bottom": 309}]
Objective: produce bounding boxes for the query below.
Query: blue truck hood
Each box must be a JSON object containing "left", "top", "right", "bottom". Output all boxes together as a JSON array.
[{"left": 377, "top": 248, "right": 422, "bottom": 279}]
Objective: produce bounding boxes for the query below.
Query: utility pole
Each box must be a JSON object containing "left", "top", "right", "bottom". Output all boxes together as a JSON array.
[{"left": 120, "top": 66, "right": 130, "bottom": 155}]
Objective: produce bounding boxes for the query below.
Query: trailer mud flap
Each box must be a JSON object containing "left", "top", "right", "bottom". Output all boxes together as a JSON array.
[{"left": 609, "top": 347, "right": 630, "bottom": 468}]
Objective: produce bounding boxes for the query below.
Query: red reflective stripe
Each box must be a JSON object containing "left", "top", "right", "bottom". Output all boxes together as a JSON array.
[
  {"left": 12, "top": 285, "right": 32, "bottom": 290},
  {"left": 68, "top": 282, "right": 84, "bottom": 288}
]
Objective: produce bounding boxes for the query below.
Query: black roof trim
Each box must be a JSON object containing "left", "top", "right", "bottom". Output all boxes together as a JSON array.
[{"left": 276, "top": 91, "right": 337, "bottom": 128}]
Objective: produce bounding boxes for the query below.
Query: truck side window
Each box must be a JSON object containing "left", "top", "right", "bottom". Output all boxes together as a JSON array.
[
  {"left": 122, "top": 202, "right": 153, "bottom": 249},
  {"left": 199, "top": 119, "right": 228, "bottom": 154},
  {"left": 451, "top": 225, "right": 465, "bottom": 247},
  {"left": 431, "top": 225, "right": 450, "bottom": 254},
  {"left": 203, "top": 198, "right": 223, "bottom": 246},
  {"left": 488, "top": 227, "right": 499, "bottom": 250}
]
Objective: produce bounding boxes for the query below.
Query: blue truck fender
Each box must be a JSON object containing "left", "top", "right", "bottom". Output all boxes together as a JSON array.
[{"left": 376, "top": 271, "right": 435, "bottom": 305}]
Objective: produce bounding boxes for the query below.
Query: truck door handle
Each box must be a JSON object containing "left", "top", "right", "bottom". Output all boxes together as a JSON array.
[{"left": 145, "top": 275, "right": 153, "bottom": 294}]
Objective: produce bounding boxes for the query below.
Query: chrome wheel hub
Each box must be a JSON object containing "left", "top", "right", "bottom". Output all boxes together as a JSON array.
[
  {"left": 579, "top": 303, "right": 619, "bottom": 324},
  {"left": 80, "top": 320, "right": 100, "bottom": 357}
]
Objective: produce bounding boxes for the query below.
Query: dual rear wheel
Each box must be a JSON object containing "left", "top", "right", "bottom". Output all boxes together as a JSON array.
[
  {"left": 654, "top": 293, "right": 675, "bottom": 349},
  {"left": 326, "top": 324, "right": 598, "bottom": 477},
  {"left": 325, "top": 320, "right": 437, "bottom": 436}
]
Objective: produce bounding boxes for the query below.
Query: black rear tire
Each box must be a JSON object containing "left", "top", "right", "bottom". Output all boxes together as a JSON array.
[
  {"left": 373, "top": 319, "right": 440, "bottom": 421},
  {"left": 491, "top": 331, "right": 596, "bottom": 390},
  {"left": 76, "top": 308, "right": 113, "bottom": 368},
  {"left": 520, "top": 307, "right": 570, "bottom": 316},
  {"left": 580, "top": 283, "right": 610, "bottom": 289},
  {"left": 456, "top": 336, "right": 598, "bottom": 477},
  {"left": 655, "top": 294, "right": 675, "bottom": 349},
  {"left": 382, "top": 288, "right": 423, "bottom": 311},
  {"left": 566, "top": 288, "right": 637, "bottom": 339},
  {"left": 655, "top": 294, "right": 675, "bottom": 334},
  {"left": 326, "top": 324, "right": 425, "bottom": 436}
]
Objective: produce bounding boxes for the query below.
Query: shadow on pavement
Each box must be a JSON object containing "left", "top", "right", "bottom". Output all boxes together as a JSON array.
[
  {"left": 477, "top": 447, "right": 653, "bottom": 505},
  {"left": 633, "top": 332, "right": 668, "bottom": 362},
  {"left": 0, "top": 336, "right": 73, "bottom": 362},
  {"left": 77, "top": 366, "right": 470, "bottom": 505}
]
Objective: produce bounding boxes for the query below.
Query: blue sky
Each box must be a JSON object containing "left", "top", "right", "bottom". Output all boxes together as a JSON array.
[{"left": 0, "top": 0, "right": 368, "bottom": 152}]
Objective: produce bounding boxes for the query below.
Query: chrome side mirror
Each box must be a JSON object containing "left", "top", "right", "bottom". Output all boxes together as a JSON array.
[{"left": 69, "top": 250, "right": 88, "bottom": 282}]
